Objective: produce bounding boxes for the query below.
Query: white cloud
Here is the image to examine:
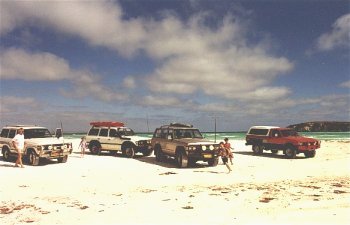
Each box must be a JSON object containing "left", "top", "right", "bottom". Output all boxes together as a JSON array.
[
  {"left": 340, "top": 80, "right": 350, "bottom": 88},
  {"left": 1, "top": 48, "right": 71, "bottom": 80},
  {"left": 0, "top": 96, "right": 39, "bottom": 113},
  {"left": 1, "top": 1, "right": 294, "bottom": 102},
  {"left": 0, "top": 48, "right": 127, "bottom": 102},
  {"left": 316, "top": 13, "right": 350, "bottom": 51},
  {"left": 122, "top": 76, "right": 136, "bottom": 89}
]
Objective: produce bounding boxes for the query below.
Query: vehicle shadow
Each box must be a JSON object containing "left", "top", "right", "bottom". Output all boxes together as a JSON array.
[
  {"left": 234, "top": 151, "right": 306, "bottom": 159},
  {"left": 0, "top": 156, "right": 68, "bottom": 166},
  {"left": 134, "top": 155, "right": 211, "bottom": 169}
]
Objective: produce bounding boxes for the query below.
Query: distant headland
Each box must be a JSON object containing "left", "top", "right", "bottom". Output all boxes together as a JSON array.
[{"left": 287, "top": 121, "right": 350, "bottom": 132}]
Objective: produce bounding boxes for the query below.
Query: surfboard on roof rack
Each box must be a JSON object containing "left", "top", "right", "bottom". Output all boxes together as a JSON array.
[{"left": 90, "top": 121, "right": 125, "bottom": 127}]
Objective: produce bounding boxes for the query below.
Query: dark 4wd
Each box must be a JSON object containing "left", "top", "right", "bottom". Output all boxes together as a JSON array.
[
  {"left": 151, "top": 123, "right": 220, "bottom": 168},
  {"left": 245, "top": 126, "right": 321, "bottom": 158}
]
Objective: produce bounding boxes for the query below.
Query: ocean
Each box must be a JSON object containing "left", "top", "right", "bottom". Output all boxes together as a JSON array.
[{"left": 63, "top": 131, "right": 350, "bottom": 141}]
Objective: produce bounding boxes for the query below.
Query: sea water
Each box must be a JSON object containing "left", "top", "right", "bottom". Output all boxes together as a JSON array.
[{"left": 63, "top": 131, "right": 350, "bottom": 141}]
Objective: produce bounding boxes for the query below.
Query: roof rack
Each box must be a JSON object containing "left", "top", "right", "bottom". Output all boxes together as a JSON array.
[
  {"left": 169, "top": 123, "right": 193, "bottom": 128},
  {"left": 90, "top": 121, "right": 125, "bottom": 127},
  {"left": 6, "top": 125, "right": 38, "bottom": 127}
]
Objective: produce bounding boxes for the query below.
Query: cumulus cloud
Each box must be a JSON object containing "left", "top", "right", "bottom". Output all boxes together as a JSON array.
[
  {"left": 0, "top": 96, "right": 39, "bottom": 113},
  {"left": 316, "top": 13, "right": 350, "bottom": 51},
  {"left": 122, "top": 76, "right": 136, "bottom": 89},
  {"left": 0, "top": 48, "right": 127, "bottom": 101},
  {"left": 340, "top": 80, "right": 350, "bottom": 88},
  {"left": 1, "top": 48, "right": 71, "bottom": 80},
  {"left": 1, "top": 1, "right": 294, "bottom": 103}
]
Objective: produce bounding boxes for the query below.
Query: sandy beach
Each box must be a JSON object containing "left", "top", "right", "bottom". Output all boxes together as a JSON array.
[{"left": 0, "top": 139, "right": 349, "bottom": 225}]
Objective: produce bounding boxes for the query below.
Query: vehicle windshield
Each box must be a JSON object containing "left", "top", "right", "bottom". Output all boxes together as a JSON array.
[
  {"left": 24, "top": 129, "right": 52, "bottom": 139},
  {"left": 118, "top": 128, "right": 134, "bottom": 136},
  {"left": 280, "top": 130, "right": 298, "bottom": 137},
  {"left": 174, "top": 129, "right": 203, "bottom": 139}
]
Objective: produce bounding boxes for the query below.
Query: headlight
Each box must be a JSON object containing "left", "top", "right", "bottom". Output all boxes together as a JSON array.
[
  {"left": 63, "top": 145, "right": 67, "bottom": 149},
  {"left": 188, "top": 146, "right": 196, "bottom": 151},
  {"left": 201, "top": 146, "right": 206, "bottom": 151},
  {"left": 209, "top": 145, "right": 214, "bottom": 150},
  {"left": 147, "top": 140, "right": 151, "bottom": 144},
  {"left": 48, "top": 145, "right": 53, "bottom": 150},
  {"left": 298, "top": 142, "right": 303, "bottom": 146}
]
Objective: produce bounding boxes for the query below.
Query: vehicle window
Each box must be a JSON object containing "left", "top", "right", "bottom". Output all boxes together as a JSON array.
[
  {"left": 118, "top": 128, "right": 134, "bottom": 136},
  {"left": 160, "top": 128, "right": 168, "bottom": 139},
  {"left": 88, "top": 128, "right": 99, "bottom": 136},
  {"left": 168, "top": 129, "right": 174, "bottom": 138},
  {"left": 174, "top": 129, "right": 203, "bottom": 139},
  {"left": 8, "top": 130, "right": 16, "bottom": 138},
  {"left": 281, "top": 130, "right": 298, "bottom": 137},
  {"left": 249, "top": 129, "right": 268, "bottom": 135},
  {"left": 0, "top": 129, "right": 9, "bottom": 138},
  {"left": 99, "top": 129, "right": 108, "bottom": 137},
  {"left": 24, "top": 129, "right": 52, "bottom": 139},
  {"left": 153, "top": 129, "right": 161, "bottom": 138},
  {"left": 109, "top": 129, "right": 118, "bottom": 137}
]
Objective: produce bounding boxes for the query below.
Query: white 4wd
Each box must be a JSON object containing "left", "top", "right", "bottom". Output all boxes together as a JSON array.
[
  {"left": 0, "top": 125, "right": 72, "bottom": 166},
  {"left": 85, "top": 122, "right": 153, "bottom": 158}
]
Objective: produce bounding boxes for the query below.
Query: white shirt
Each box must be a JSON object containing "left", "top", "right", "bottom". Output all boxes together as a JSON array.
[{"left": 12, "top": 134, "right": 25, "bottom": 150}]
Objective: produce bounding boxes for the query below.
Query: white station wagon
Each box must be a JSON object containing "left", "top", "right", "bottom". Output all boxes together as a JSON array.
[{"left": 0, "top": 125, "right": 72, "bottom": 166}]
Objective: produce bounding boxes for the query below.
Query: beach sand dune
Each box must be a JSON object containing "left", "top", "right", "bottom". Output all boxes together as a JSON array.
[{"left": 0, "top": 140, "right": 349, "bottom": 225}]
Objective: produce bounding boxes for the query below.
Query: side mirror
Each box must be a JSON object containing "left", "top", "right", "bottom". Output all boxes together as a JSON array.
[
  {"left": 55, "top": 128, "right": 63, "bottom": 138},
  {"left": 167, "top": 135, "right": 172, "bottom": 140}
]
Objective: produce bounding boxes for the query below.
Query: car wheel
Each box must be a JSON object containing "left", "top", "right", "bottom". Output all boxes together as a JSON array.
[
  {"left": 142, "top": 149, "right": 153, "bottom": 157},
  {"left": 208, "top": 158, "right": 219, "bottom": 167},
  {"left": 304, "top": 150, "right": 316, "bottom": 158},
  {"left": 155, "top": 146, "right": 164, "bottom": 162},
  {"left": 188, "top": 158, "right": 197, "bottom": 166},
  {"left": 176, "top": 151, "right": 188, "bottom": 168},
  {"left": 124, "top": 146, "right": 135, "bottom": 158},
  {"left": 28, "top": 151, "right": 40, "bottom": 166},
  {"left": 2, "top": 147, "right": 11, "bottom": 161},
  {"left": 57, "top": 155, "right": 68, "bottom": 163},
  {"left": 285, "top": 146, "right": 296, "bottom": 159},
  {"left": 252, "top": 145, "right": 263, "bottom": 155},
  {"left": 271, "top": 150, "right": 278, "bottom": 154},
  {"left": 90, "top": 142, "right": 101, "bottom": 155}
]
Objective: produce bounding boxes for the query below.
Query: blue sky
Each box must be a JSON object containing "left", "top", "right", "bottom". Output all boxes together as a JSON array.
[{"left": 1, "top": 0, "right": 349, "bottom": 132}]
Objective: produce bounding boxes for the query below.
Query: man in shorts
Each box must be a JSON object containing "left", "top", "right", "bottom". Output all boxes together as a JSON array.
[{"left": 12, "top": 128, "right": 25, "bottom": 168}]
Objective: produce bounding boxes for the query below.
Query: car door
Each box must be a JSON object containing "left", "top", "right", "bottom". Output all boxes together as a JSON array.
[
  {"left": 109, "top": 128, "right": 122, "bottom": 151},
  {"left": 98, "top": 128, "right": 110, "bottom": 150},
  {"left": 165, "top": 129, "right": 176, "bottom": 155}
]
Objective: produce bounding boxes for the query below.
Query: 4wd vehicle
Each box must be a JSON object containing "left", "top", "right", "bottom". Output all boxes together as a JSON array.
[
  {"left": 245, "top": 126, "right": 321, "bottom": 158},
  {"left": 0, "top": 125, "right": 72, "bottom": 165},
  {"left": 151, "top": 123, "right": 220, "bottom": 168},
  {"left": 85, "top": 121, "right": 153, "bottom": 158}
]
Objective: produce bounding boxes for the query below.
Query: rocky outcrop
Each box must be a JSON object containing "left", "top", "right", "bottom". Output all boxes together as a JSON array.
[{"left": 287, "top": 121, "right": 350, "bottom": 132}]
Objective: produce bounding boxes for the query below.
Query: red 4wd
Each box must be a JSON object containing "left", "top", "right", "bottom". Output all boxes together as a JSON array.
[{"left": 245, "top": 126, "right": 321, "bottom": 158}]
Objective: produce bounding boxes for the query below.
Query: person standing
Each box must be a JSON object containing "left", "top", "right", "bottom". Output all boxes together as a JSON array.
[
  {"left": 79, "top": 136, "right": 87, "bottom": 157},
  {"left": 224, "top": 138, "right": 233, "bottom": 165},
  {"left": 12, "top": 128, "right": 25, "bottom": 168},
  {"left": 219, "top": 142, "right": 232, "bottom": 173}
]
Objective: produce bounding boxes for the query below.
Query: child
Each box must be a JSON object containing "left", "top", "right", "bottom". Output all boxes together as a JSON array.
[
  {"left": 219, "top": 142, "right": 232, "bottom": 173},
  {"left": 79, "top": 136, "right": 87, "bottom": 157},
  {"left": 224, "top": 138, "right": 233, "bottom": 165}
]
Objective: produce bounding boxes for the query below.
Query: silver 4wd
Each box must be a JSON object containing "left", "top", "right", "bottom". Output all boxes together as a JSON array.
[
  {"left": 151, "top": 123, "right": 220, "bottom": 168},
  {"left": 0, "top": 125, "right": 72, "bottom": 166},
  {"left": 85, "top": 121, "right": 153, "bottom": 158}
]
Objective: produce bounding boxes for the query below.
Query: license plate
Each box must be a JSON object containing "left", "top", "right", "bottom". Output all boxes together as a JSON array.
[{"left": 203, "top": 154, "right": 212, "bottom": 159}]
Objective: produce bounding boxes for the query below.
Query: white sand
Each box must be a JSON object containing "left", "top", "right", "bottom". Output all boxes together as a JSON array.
[{"left": 0, "top": 140, "right": 349, "bottom": 225}]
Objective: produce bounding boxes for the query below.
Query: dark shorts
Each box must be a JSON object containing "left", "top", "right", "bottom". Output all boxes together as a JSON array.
[{"left": 222, "top": 157, "right": 228, "bottom": 164}]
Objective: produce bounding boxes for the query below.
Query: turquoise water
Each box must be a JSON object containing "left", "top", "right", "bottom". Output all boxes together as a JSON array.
[{"left": 63, "top": 131, "right": 350, "bottom": 141}]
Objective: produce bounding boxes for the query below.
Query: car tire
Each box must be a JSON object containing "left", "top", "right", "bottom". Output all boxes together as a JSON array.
[
  {"left": 252, "top": 145, "right": 263, "bottom": 155},
  {"left": 90, "top": 142, "right": 101, "bottom": 155},
  {"left": 208, "top": 158, "right": 219, "bottom": 167},
  {"left": 155, "top": 146, "right": 164, "bottom": 162},
  {"left": 176, "top": 151, "right": 188, "bottom": 168},
  {"left": 28, "top": 151, "right": 40, "bottom": 166},
  {"left": 57, "top": 155, "right": 68, "bottom": 163},
  {"left": 2, "top": 147, "right": 11, "bottom": 161},
  {"left": 123, "top": 146, "right": 135, "bottom": 158},
  {"left": 142, "top": 149, "right": 153, "bottom": 157},
  {"left": 285, "top": 146, "right": 296, "bottom": 159},
  {"left": 304, "top": 150, "right": 316, "bottom": 158}
]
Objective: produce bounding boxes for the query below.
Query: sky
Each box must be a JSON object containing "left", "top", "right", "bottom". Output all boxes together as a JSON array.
[{"left": 0, "top": 0, "right": 349, "bottom": 132}]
